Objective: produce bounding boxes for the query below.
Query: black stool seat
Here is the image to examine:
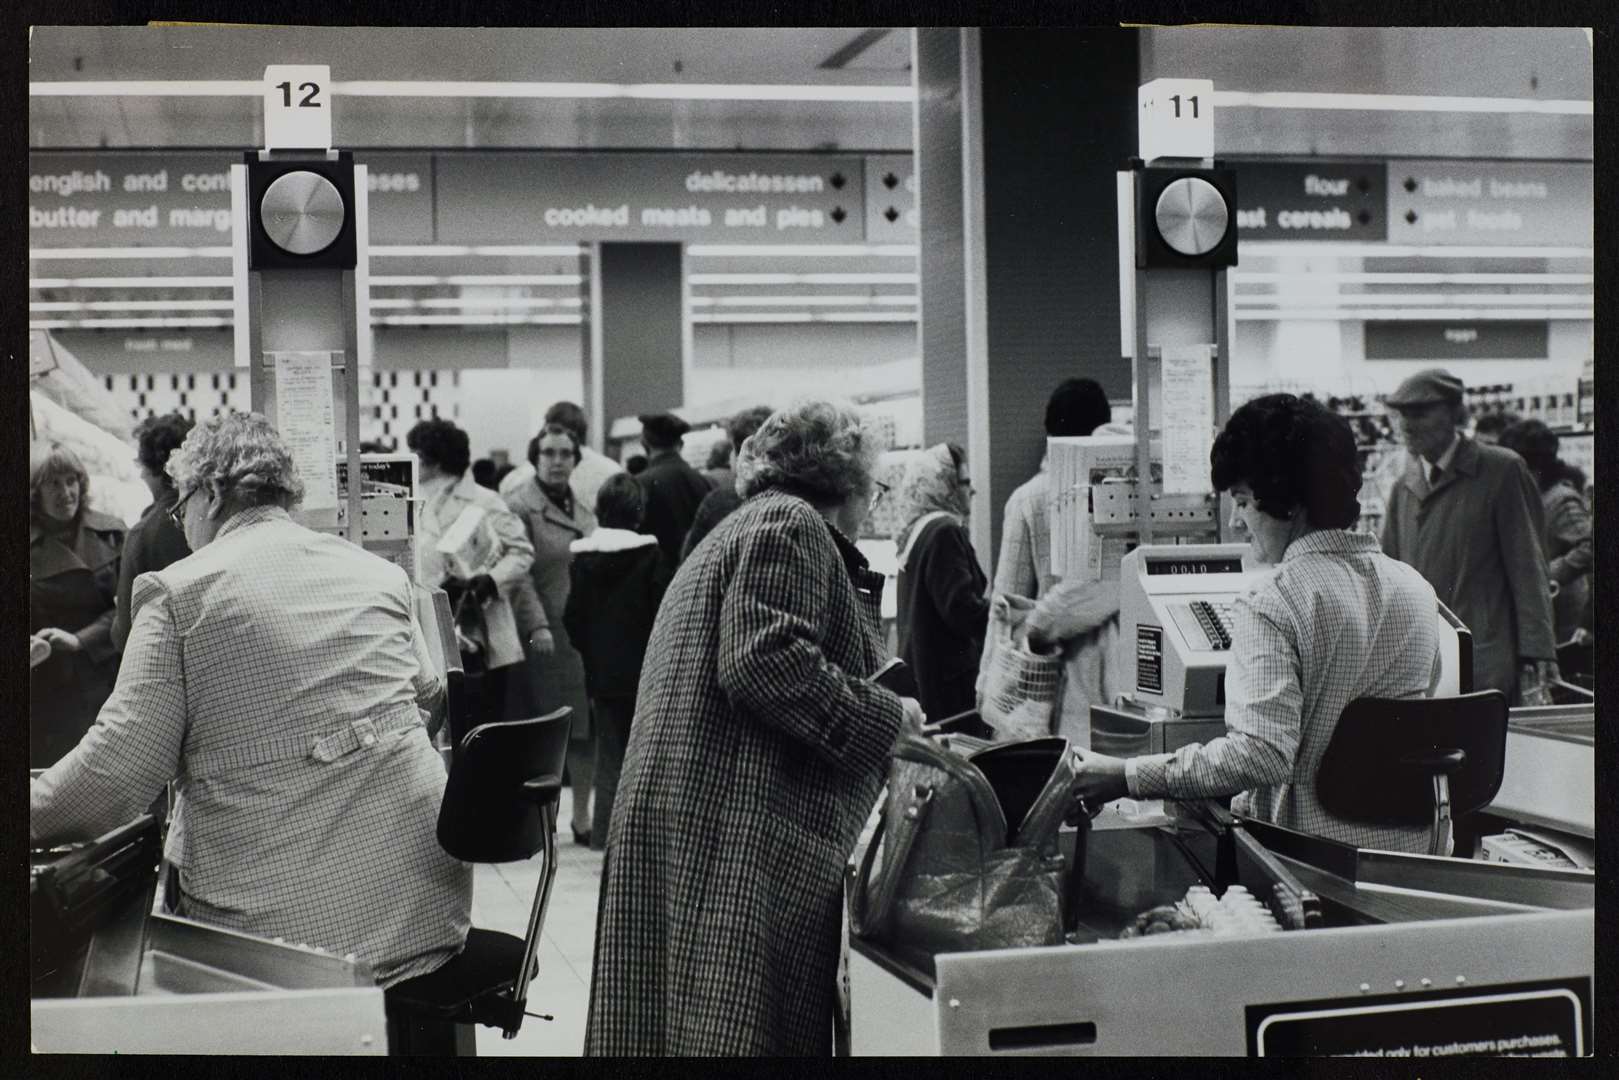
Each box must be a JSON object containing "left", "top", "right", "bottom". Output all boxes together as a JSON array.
[
  {"left": 386, "top": 707, "right": 573, "bottom": 1054},
  {"left": 387, "top": 929, "right": 533, "bottom": 1020}
]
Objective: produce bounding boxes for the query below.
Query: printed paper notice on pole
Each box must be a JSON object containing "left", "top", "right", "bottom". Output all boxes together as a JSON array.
[
  {"left": 1160, "top": 344, "right": 1216, "bottom": 495},
  {"left": 271, "top": 350, "right": 339, "bottom": 511}
]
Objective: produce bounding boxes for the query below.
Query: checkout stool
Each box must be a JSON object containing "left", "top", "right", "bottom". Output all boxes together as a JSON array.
[
  {"left": 1317, "top": 690, "right": 1509, "bottom": 856},
  {"left": 384, "top": 706, "right": 574, "bottom": 1056}
]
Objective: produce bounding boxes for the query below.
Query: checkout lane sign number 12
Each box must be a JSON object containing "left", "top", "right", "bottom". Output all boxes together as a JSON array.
[
  {"left": 1139, "top": 78, "right": 1215, "bottom": 163},
  {"left": 263, "top": 65, "right": 333, "bottom": 152}
]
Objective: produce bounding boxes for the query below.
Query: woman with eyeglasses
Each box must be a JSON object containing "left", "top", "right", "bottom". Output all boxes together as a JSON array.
[
  {"left": 32, "top": 413, "right": 471, "bottom": 987},
  {"left": 30, "top": 441, "right": 128, "bottom": 768},
  {"left": 894, "top": 442, "right": 989, "bottom": 723},
  {"left": 505, "top": 422, "right": 598, "bottom": 845}
]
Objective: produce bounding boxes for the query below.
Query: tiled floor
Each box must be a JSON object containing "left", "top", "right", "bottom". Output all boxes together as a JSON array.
[{"left": 471, "top": 804, "right": 600, "bottom": 1057}]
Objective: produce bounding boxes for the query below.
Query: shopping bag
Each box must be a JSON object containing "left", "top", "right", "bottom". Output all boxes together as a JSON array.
[
  {"left": 976, "top": 595, "right": 1062, "bottom": 741},
  {"left": 846, "top": 731, "right": 1083, "bottom": 973}
]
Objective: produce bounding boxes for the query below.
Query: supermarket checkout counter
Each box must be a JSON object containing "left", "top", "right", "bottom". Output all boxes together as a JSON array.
[
  {"left": 848, "top": 810, "right": 1593, "bottom": 1056},
  {"left": 847, "top": 545, "right": 1591, "bottom": 1055},
  {"left": 30, "top": 814, "right": 388, "bottom": 1054}
]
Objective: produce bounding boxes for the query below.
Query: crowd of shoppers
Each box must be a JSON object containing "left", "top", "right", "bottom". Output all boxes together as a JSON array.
[{"left": 27, "top": 360, "right": 1591, "bottom": 1055}]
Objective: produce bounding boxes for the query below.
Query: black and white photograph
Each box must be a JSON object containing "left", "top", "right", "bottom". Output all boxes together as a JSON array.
[{"left": 22, "top": 19, "right": 1598, "bottom": 1058}]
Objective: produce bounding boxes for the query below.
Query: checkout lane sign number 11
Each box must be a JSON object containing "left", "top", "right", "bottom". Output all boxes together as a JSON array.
[
  {"left": 1139, "top": 78, "right": 1215, "bottom": 163},
  {"left": 263, "top": 65, "right": 333, "bottom": 152}
]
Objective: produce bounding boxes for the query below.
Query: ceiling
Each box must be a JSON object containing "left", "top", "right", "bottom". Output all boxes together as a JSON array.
[
  {"left": 28, "top": 26, "right": 916, "bottom": 151},
  {"left": 27, "top": 26, "right": 1593, "bottom": 337}
]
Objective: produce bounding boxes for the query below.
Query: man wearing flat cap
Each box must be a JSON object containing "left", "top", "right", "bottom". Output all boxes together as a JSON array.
[
  {"left": 636, "top": 411, "right": 713, "bottom": 565},
  {"left": 1380, "top": 368, "right": 1558, "bottom": 703}
]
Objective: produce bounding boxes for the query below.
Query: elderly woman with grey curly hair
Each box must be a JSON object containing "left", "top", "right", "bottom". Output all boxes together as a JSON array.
[
  {"left": 31, "top": 412, "right": 472, "bottom": 990},
  {"left": 586, "top": 398, "right": 925, "bottom": 1056}
]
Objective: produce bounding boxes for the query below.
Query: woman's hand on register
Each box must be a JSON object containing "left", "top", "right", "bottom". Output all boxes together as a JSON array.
[{"left": 1068, "top": 748, "right": 1130, "bottom": 820}]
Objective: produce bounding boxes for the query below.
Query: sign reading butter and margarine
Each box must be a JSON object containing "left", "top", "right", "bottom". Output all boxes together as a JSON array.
[
  {"left": 29, "top": 151, "right": 434, "bottom": 245},
  {"left": 434, "top": 153, "right": 870, "bottom": 243}
]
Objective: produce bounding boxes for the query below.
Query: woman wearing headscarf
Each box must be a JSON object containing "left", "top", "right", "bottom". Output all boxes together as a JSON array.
[
  {"left": 894, "top": 442, "right": 990, "bottom": 721},
  {"left": 585, "top": 398, "right": 923, "bottom": 1056},
  {"left": 30, "top": 442, "right": 127, "bottom": 768}
]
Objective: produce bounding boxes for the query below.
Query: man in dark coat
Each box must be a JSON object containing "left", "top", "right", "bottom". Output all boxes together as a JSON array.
[
  {"left": 585, "top": 399, "right": 921, "bottom": 1056},
  {"left": 635, "top": 411, "right": 712, "bottom": 565},
  {"left": 1380, "top": 368, "right": 1558, "bottom": 703},
  {"left": 681, "top": 404, "right": 774, "bottom": 561}
]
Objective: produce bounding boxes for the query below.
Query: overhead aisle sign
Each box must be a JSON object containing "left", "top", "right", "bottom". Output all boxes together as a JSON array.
[
  {"left": 1235, "top": 162, "right": 1387, "bottom": 241},
  {"left": 436, "top": 153, "right": 869, "bottom": 243},
  {"left": 1385, "top": 161, "right": 1593, "bottom": 247}
]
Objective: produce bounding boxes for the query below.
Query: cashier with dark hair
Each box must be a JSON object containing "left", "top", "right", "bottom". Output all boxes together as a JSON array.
[{"left": 1071, "top": 394, "right": 1447, "bottom": 854}]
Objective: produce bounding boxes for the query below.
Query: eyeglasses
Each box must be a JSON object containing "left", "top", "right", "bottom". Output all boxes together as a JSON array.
[
  {"left": 168, "top": 487, "right": 196, "bottom": 530},
  {"left": 871, "top": 480, "right": 892, "bottom": 505}
]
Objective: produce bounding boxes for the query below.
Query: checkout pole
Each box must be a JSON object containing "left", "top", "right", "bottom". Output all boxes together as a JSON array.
[
  {"left": 232, "top": 64, "right": 366, "bottom": 546},
  {"left": 1116, "top": 78, "right": 1237, "bottom": 545}
]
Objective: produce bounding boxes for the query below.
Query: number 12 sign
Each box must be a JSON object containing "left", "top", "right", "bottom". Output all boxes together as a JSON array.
[
  {"left": 264, "top": 65, "right": 333, "bottom": 151},
  {"left": 1138, "top": 78, "right": 1214, "bottom": 163}
]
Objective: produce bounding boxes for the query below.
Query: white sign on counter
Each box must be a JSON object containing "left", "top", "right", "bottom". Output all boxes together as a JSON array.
[
  {"left": 1159, "top": 344, "right": 1216, "bottom": 495},
  {"left": 271, "top": 350, "right": 339, "bottom": 512}
]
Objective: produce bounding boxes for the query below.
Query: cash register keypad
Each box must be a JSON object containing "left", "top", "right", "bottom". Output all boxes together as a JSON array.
[{"left": 1189, "top": 600, "right": 1233, "bottom": 651}]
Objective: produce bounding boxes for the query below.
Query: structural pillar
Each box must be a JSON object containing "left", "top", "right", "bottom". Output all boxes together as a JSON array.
[
  {"left": 587, "top": 242, "right": 688, "bottom": 453},
  {"left": 914, "top": 27, "right": 1140, "bottom": 574}
]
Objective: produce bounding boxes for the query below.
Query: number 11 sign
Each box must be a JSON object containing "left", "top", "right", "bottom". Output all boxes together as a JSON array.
[
  {"left": 1138, "top": 78, "right": 1214, "bottom": 163},
  {"left": 264, "top": 65, "right": 333, "bottom": 151}
]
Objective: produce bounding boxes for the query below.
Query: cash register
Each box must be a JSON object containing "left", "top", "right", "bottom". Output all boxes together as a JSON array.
[{"left": 1093, "top": 543, "right": 1473, "bottom": 757}]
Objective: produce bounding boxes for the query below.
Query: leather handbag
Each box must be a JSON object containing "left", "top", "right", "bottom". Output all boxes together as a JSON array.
[{"left": 846, "top": 731, "right": 1084, "bottom": 973}]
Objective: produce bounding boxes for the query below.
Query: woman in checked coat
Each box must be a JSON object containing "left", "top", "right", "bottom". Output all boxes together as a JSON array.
[{"left": 584, "top": 399, "right": 924, "bottom": 1056}]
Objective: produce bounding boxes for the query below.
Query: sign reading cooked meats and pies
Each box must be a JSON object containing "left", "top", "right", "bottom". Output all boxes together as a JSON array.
[{"left": 434, "top": 153, "right": 867, "bottom": 243}]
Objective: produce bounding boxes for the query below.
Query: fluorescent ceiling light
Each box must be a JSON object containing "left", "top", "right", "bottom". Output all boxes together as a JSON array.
[
  {"left": 375, "top": 313, "right": 583, "bottom": 326},
  {"left": 336, "top": 81, "right": 915, "bottom": 103},
  {"left": 30, "top": 246, "right": 234, "bottom": 260},
  {"left": 371, "top": 274, "right": 583, "bottom": 286},
  {"left": 1232, "top": 308, "right": 1592, "bottom": 322},
  {"left": 689, "top": 272, "right": 919, "bottom": 285},
  {"left": 30, "top": 316, "right": 231, "bottom": 329},
  {"left": 1234, "top": 293, "right": 1594, "bottom": 306},
  {"left": 30, "top": 276, "right": 234, "bottom": 289},
  {"left": 369, "top": 297, "right": 583, "bottom": 310},
  {"left": 30, "top": 80, "right": 914, "bottom": 104},
  {"left": 370, "top": 244, "right": 586, "bottom": 257},
  {"left": 29, "top": 80, "right": 263, "bottom": 96},
  {"left": 690, "top": 311, "right": 917, "bottom": 324},
  {"left": 686, "top": 244, "right": 919, "bottom": 257},
  {"left": 689, "top": 294, "right": 918, "bottom": 307},
  {"left": 1213, "top": 90, "right": 1592, "bottom": 115},
  {"left": 1231, "top": 272, "right": 1593, "bottom": 286},
  {"left": 30, "top": 299, "right": 236, "bottom": 312},
  {"left": 1236, "top": 243, "right": 1593, "bottom": 259}
]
